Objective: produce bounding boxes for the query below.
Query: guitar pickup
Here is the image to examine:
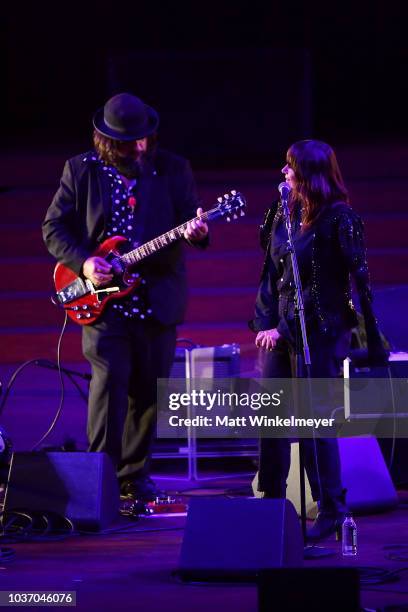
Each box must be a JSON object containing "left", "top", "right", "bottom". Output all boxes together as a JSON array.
[{"left": 55, "top": 278, "right": 90, "bottom": 304}]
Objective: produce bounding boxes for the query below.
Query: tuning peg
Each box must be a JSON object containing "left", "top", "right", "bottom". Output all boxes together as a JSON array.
[
  {"left": 231, "top": 189, "right": 236, "bottom": 196},
  {"left": 217, "top": 197, "right": 223, "bottom": 203},
  {"left": 226, "top": 216, "right": 231, "bottom": 222},
  {"left": 233, "top": 213, "right": 238, "bottom": 220},
  {"left": 224, "top": 193, "right": 229, "bottom": 199},
  {"left": 240, "top": 210, "right": 245, "bottom": 216}
]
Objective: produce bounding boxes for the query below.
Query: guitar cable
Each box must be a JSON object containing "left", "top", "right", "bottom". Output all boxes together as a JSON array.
[
  {"left": 0, "top": 359, "right": 47, "bottom": 418},
  {"left": 0, "top": 312, "right": 70, "bottom": 450},
  {"left": 31, "top": 311, "right": 69, "bottom": 450}
]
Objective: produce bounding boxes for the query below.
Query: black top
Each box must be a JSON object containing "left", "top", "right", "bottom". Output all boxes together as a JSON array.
[{"left": 81, "top": 151, "right": 151, "bottom": 320}]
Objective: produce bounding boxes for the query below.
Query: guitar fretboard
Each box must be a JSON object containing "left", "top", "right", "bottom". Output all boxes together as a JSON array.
[{"left": 120, "top": 211, "right": 212, "bottom": 266}]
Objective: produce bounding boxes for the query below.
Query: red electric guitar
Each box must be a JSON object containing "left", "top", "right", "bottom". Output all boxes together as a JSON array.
[{"left": 53, "top": 190, "right": 246, "bottom": 325}]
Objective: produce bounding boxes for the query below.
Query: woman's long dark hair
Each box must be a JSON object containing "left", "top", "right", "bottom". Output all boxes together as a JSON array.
[{"left": 287, "top": 140, "right": 349, "bottom": 228}]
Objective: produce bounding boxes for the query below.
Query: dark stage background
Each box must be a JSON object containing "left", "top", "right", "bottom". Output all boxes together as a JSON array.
[
  {"left": 1, "top": 1, "right": 408, "bottom": 485},
  {"left": 3, "top": 2, "right": 408, "bottom": 163}
]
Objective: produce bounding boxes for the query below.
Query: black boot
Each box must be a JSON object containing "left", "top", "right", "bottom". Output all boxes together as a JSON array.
[
  {"left": 306, "top": 490, "right": 348, "bottom": 542},
  {"left": 120, "top": 476, "right": 167, "bottom": 502}
]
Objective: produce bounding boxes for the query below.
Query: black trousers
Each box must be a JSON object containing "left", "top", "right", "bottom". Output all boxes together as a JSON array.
[
  {"left": 82, "top": 306, "right": 177, "bottom": 481},
  {"left": 258, "top": 331, "right": 351, "bottom": 508}
]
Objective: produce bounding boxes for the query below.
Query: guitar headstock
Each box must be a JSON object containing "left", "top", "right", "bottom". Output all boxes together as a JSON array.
[{"left": 208, "top": 190, "right": 247, "bottom": 223}]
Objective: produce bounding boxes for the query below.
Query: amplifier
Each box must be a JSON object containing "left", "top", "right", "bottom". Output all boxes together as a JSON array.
[
  {"left": 344, "top": 352, "right": 408, "bottom": 420},
  {"left": 170, "top": 343, "right": 240, "bottom": 379},
  {"left": 190, "top": 344, "right": 240, "bottom": 378},
  {"left": 155, "top": 344, "right": 241, "bottom": 469}
]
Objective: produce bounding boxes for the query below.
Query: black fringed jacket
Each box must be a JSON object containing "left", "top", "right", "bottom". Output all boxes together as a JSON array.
[{"left": 250, "top": 200, "right": 387, "bottom": 362}]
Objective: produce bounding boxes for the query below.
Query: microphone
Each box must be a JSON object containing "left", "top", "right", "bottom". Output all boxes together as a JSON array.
[{"left": 278, "top": 181, "right": 291, "bottom": 201}]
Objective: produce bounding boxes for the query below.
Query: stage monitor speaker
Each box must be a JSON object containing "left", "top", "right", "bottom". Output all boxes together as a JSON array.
[
  {"left": 258, "top": 568, "right": 360, "bottom": 612},
  {"left": 178, "top": 497, "right": 303, "bottom": 581},
  {"left": 252, "top": 446, "right": 316, "bottom": 517},
  {"left": 252, "top": 436, "right": 397, "bottom": 516},
  {"left": 4, "top": 451, "right": 119, "bottom": 531},
  {"left": 339, "top": 437, "right": 397, "bottom": 512}
]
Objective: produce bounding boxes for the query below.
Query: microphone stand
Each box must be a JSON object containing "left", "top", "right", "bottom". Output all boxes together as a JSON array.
[
  {"left": 34, "top": 359, "right": 90, "bottom": 404},
  {"left": 280, "top": 192, "right": 334, "bottom": 559},
  {"left": 33, "top": 359, "right": 91, "bottom": 381}
]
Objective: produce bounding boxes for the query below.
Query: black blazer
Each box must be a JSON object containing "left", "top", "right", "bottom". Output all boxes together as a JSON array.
[{"left": 42, "top": 148, "right": 201, "bottom": 325}]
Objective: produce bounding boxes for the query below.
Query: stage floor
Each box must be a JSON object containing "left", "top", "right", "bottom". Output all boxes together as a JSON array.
[{"left": 1, "top": 476, "right": 407, "bottom": 611}]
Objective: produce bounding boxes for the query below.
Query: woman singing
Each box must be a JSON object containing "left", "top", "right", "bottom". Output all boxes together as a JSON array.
[{"left": 250, "top": 140, "right": 387, "bottom": 540}]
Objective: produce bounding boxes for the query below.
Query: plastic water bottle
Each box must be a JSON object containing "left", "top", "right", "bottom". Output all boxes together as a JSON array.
[{"left": 342, "top": 512, "right": 357, "bottom": 556}]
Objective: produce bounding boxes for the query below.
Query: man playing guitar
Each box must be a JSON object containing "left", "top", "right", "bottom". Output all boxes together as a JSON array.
[{"left": 43, "top": 93, "right": 208, "bottom": 501}]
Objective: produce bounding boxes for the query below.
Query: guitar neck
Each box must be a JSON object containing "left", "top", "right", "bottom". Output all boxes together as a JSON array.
[{"left": 120, "top": 210, "right": 212, "bottom": 266}]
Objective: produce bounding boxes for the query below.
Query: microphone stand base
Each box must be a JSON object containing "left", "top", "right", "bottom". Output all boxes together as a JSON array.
[{"left": 304, "top": 545, "right": 337, "bottom": 559}]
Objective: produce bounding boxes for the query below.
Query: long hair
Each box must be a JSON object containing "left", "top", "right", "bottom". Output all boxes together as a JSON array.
[
  {"left": 287, "top": 140, "right": 349, "bottom": 228},
  {"left": 93, "top": 130, "right": 157, "bottom": 168}
]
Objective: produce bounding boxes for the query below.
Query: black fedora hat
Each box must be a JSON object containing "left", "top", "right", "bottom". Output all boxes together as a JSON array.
[{"left": 93, "top": 93, "right": 159, "bottom": 141}]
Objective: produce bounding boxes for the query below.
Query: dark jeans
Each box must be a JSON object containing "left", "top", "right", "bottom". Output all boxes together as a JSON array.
[
  {"left": 258, "top": 331, "right": 351, "bottom": 508},
  {"left": 82, "top": 306, "right": 176, "bottom": 481}
]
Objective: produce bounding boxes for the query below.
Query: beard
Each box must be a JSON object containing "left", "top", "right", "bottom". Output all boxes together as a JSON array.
[{"left": 113, "top": 155, "right": 143, "bottom": 179}]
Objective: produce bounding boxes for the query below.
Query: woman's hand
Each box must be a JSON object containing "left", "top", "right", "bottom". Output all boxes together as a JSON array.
[{"left": 255, "top": 328, "right": 282, "bottom": 351}]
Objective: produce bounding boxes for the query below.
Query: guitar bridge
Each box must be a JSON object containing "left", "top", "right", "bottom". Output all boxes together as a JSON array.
[
  {"left": 92, "top": 286, "right": 120, "bottom": 295},
  {"left": 91, "top": 286, "right": 121, "bottom": 302}
]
